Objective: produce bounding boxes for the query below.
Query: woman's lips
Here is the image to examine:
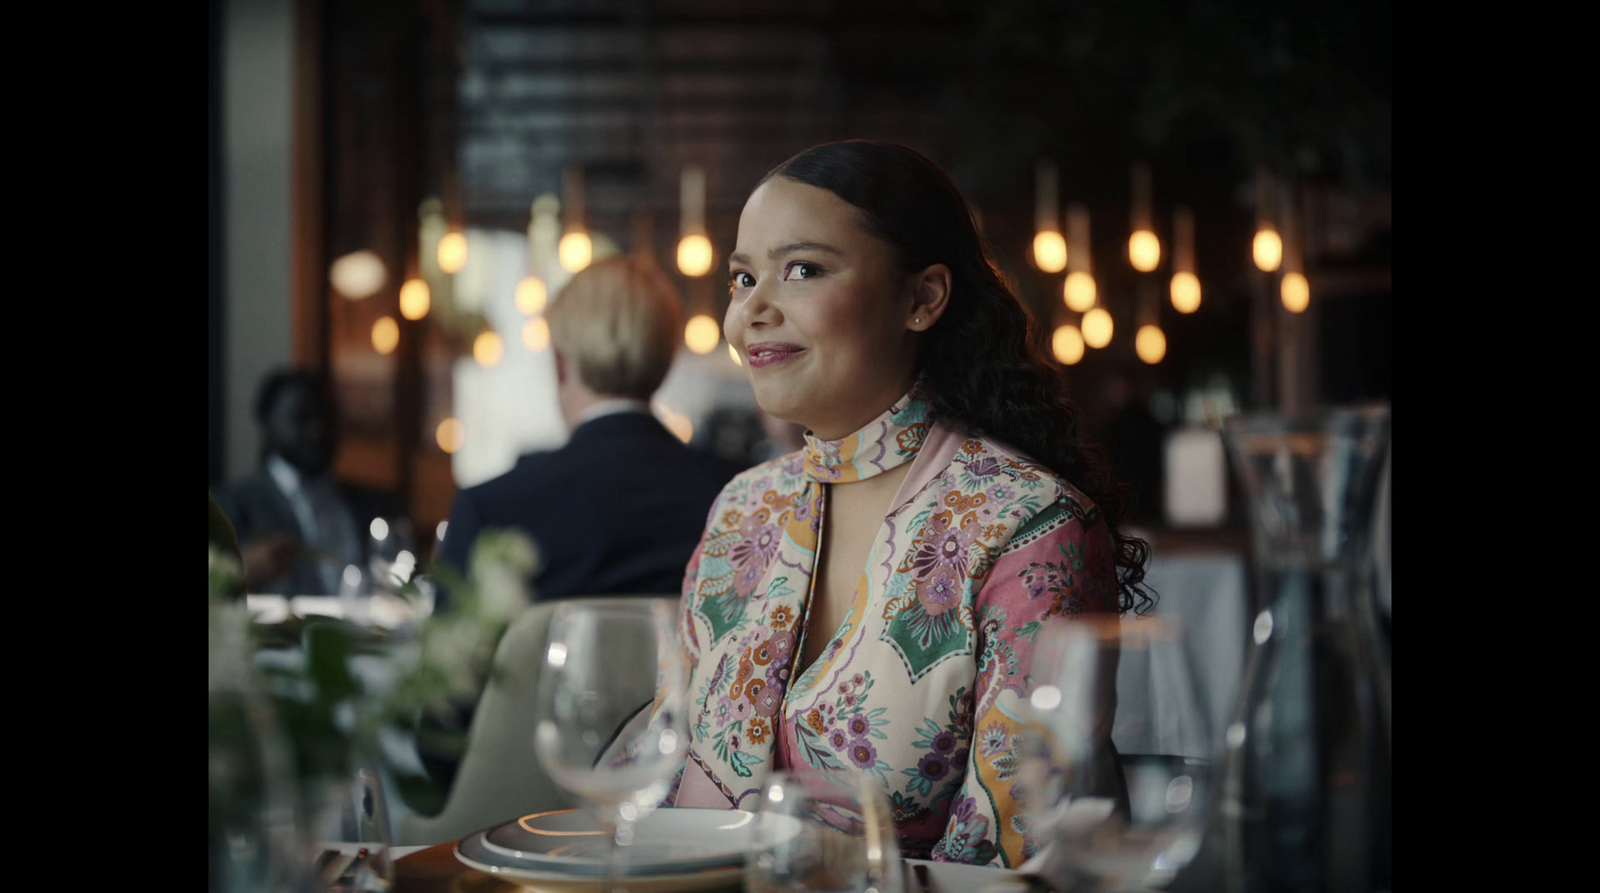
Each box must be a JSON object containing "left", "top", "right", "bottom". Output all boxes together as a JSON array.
[{"left": 745, "top": 342, "right": 804, "bottom": 368}]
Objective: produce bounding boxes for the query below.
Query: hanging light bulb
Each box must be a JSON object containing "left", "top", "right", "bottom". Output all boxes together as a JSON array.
[
  {"left": 515, "top": 276, "right": 547, "bottom": 315},
  {"left": 677, "top": 166, "right": 715, "bottom": 277},
  {"left": 436, "top": 418, "right": 464, "bottom": 454},
  {"left": 1136, "top": 324, "right": 1167, "bottom": 364},
  {"left": 1281, "top": 272, "right": 1310, "bottom": 312},
  {"left": 371, "top": 316, "right": 399, "bottom": 355},
  {"left": 438, "top": 232, "right": 467, "bottom": 274},
  {"left": 677, "top": 234, "right": 713, "bottom": 277},
  {"left": 522, "top": 317, "right": 550, "bottom": 350},
  {"left": 1253, "top": 227, "right": 1283, "bottom": 272},
  {"left": 473, "top": 330, "right": 504, "bottom": 367},
  {"left": 1064, "top": 272, "right": 1097, "bottom": 312},
  {"left": 1252, "top": 168, "right": 1282, "bottom": 272},
  {"left": 684, "top": 314, "right": 721, "bottom": 354},
  {"left": 329, "top": 250, "right": 387, "bottom": 300},
  {"left": 1033, "top": 161, "right": 1067, "bottom": 272},
  {"left": 728, "top": 343, "right": 742, "bottom": 366},
  {"left": 1127, "top": 162, "right": 1161, "bottom": 272},
  {"left": 559, "top": 231, "right": 592, "bottom": 273},
  {"left": 399, "top": 278, "right": 431, "bottom": 320},
  {"left": 1170, "top": 206, "right": 1201, "bottom": 313},
  {"left": 1051, "top": 324, "right": 1085, "bottom": 365},
  {"left": 1063, "top": 204, "right": 1096, "bottom": 311},
  {"left": 1279, "top": 192, "right": 1308, "bottom": 312},
  {"left": 1082, "top": 307, "right": 1114, "bottom": 348},
  {"left": 560, "top": 163, "right": 592, "bottom": 273}
]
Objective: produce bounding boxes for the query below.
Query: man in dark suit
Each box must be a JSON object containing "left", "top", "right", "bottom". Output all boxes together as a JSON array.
[
  {"left": 436, "top": 255, "right": 746, "bottom": 604},
  {"left": 422, "top": 256, "right": 746, "bottom": 797},
  {"left": 212, "top": 368, "right": 402, "bottom": 594}
]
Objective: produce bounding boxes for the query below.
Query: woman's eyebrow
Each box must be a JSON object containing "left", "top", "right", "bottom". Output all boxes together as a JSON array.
[{"left": 729, "top": 241, "right": 844, "bottom": 267}]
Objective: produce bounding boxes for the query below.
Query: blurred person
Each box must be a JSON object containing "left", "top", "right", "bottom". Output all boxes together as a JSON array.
[
  {"left": 212, "top": 368, "right": 400, "bottom": 594},
  {"left": 658, "top": 141, "right": 1152, "bottom": 867},
  {"left": 436, "top": 255, "right": 747, "bottom": 604},
  {"left": 419, "top": 256, "right": 747, "bottom": 797}
]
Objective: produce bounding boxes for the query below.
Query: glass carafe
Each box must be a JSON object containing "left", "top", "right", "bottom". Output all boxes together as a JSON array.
[{"left": 1219, "top": 406, "right": 1391, "bottom": 893}]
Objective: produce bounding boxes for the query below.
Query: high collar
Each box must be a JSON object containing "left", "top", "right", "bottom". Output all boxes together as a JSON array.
[{"left": 801, "top": 387, "right": 930, "bottom": 484}]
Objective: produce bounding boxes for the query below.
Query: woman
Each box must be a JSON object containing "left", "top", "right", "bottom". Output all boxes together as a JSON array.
[{"left": 663, "top": 140, "right": 1152, "bottom": 868}]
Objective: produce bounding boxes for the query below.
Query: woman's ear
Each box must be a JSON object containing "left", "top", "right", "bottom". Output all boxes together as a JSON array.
[{"left": 906, "top": 263, "right": 953, "bottom": 332}]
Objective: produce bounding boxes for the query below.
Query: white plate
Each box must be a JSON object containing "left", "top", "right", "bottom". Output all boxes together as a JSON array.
[
  {"left": 468, "top": 808, "right": 800, "bottom": 877},
  {"left": 457, "top": 835, "right": 743, "bottom": 892}
]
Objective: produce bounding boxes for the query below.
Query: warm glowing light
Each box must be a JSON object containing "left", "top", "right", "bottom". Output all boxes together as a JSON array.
[
  {"left": 677, "top": 234, "right": 714, "bottom": 277},
  {"left": 1051, "top": 325, "right": 1085, "bottom": 365},
  {"left": 685, "top": 314, "right": 721, "bottom": 354},
  {"left": 1170, "top": 272, "right": 1202, "bottom": 313},
  {"left": 371, "top": 317, "right": 399, "bottom": 354},
  {"left": 1253, "top": 227, "right": 1283, "bottom": 272},
  {"left": 438, "top": 232, "right": 468, "bottom": 274},
  {"left": 559, "top": 232, "right": 592, "bottom": 272},
  {"left": 436, "top": 418, "right": 464, "bottom": 453},
  {"left": 399, "top": 278, "right": 430, "bottom": 320},
  {"left": 729, "top": 343, "right": 742, "bottom": 366},
  {"left": 1033, "top": 231, "right": 1067, "bottom": 273},
  {"left": 1064, "top": 271, "right": 1097, "bottom": 312},
  {"left": 330, "top": 250, "right": 387, "bottom": 300},
  {"left": 1136, "top": 324, "right": 1167, "bottom": 364},
  {"left": 515, "top": 277, "right": 547, "bottom": 315},
  {"left": 1129, "top": 230, "right": 1161, "bottom": 272},
  {"left": 1082, "top": 307, "right": 1114, "bottom": 348},
  {"left": 522, "top": 317, "right": 550, "bottom": 351},
  {"left": 656, "top": 405, "right": 694, "bottom": 444},
  {"left": 474, "top": 331, "right": 504, "bottom": 367},
  {"left": 1281, "top": 272, "right": 1310, "bottom": 313}
]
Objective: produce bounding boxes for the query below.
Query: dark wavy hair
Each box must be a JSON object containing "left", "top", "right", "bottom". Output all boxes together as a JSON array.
[{"left": 761, "top": 140, "right": 1154, "bottom": 615}]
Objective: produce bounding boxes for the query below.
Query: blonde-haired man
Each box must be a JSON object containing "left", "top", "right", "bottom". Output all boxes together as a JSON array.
[{"left": 437, "top": 255, "right": 745, "bottom": 605}]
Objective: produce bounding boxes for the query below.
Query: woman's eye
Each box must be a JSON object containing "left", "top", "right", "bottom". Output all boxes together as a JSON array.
[
  {"left": 730, "top": 271, "right": 755, "bottom": 289},
  {"left": 783, "top": 262, "right": 821, "bottom": 281}
]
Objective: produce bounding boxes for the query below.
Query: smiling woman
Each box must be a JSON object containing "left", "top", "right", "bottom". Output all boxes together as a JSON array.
[{"left": 659, "top": 140, "right": 1152, "bottom": 869}]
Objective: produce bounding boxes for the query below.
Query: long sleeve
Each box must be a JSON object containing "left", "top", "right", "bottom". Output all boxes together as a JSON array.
[{"left": 930, "top": 494, "right": 1120, "bottom": 867}]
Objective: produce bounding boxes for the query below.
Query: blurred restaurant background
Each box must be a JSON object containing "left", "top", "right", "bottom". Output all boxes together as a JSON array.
[{"left": 208, "top": 0, "right": 1390, "bottom": 567}]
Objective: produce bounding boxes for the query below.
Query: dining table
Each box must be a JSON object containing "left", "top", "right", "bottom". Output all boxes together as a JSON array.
[{"left": 323, "top": 838, "right": 1070, "bottom": 893}]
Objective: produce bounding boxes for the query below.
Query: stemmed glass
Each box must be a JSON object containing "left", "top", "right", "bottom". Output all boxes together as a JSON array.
[
  {"left": 532, "top": 598, "right": 689, "bottom": 892},
  {"left": 366, "top": 516, "right": 417, "bottom": 591},
  {"left": 745, "top": 770, "right": 902, "bottom": 893},
  {"left": 1017, "top": 615, "right": 1214, "bottom": 891}
]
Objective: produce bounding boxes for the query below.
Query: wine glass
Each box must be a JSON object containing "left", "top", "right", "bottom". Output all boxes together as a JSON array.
[
  {"left": 745, "top": 770, "right": 902, "bottom": 893},
  {"left": 366, "top": 516, "right": 416, "bottom": 592},
  {"left": 532, "top": 598, "right": 689, "bottom": 892},
  {"left": 1017, "top": 615, "right": 1214, "bottom": 891}
]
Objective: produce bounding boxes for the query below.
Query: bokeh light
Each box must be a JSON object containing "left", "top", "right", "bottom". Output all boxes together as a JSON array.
[
  {"left": 515, "top": 277, "right": 547, "bottom": 315},
  {"left": 399, "top": 278, "right": 431, "bottom": 320},
  {"left": 474, "top": 330, "right": 504, "bottom": 367},
  {"left": 677, "top": 234, "right": 714, "bottom": 277},
  {"left": 1051, "top": 324, "right": 1085, "bottom": 365},
  {"left": 438, "top": 232, "right": 468, "bottom": 274},
  {"left": 1064, "top": 271, "right": 1097, "bottom": 312},
  {"left": 1082, "top": 307, "right": 1114, "bottom": 348},
  {"left": 1033, "top": 231, "right": 1067, "bottom": 273},
  {"left": 1170, "top": 272, "right": 1202, "bottom": 313},
  {"left": 685, "top": 314, "right": 721, "bottom": 354},
  {"left": 1136, "top": 324, "right": 1167, "bottom": 364},
  {"left": 1128, "top": 230, "right": 1161, "bottom": 272},
  {"left": 371, "top": 317, "right": 399, "bottom": 354}
]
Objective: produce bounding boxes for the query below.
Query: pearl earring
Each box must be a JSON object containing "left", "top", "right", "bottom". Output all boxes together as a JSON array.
[{"left": 915, "top": 317, "right": 922, "bottom": 323}]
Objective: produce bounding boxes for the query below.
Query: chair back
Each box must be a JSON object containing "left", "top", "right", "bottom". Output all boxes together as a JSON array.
[{"left": 397, "top": 595, "right": 677, "bottom": 846}]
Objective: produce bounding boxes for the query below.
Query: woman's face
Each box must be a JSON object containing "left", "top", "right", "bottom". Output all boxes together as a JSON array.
[{"left": 726, "top": 177, "right": 920, "bottom": 440}]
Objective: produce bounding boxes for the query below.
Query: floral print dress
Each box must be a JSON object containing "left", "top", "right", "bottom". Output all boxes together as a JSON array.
[{"left": 661, "top": 389, "right": 1119, "bottom": 867}]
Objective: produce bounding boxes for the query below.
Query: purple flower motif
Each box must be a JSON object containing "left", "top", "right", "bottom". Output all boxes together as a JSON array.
[
  {"left": 967, "top": 457, "right": 1001, "bottom": 478},
  {"left": 851, "top": 673, "right": 866, "bottom": 687},
  {"left": 714, "top": 699, "right": 732, "bottom": 726},
  {"left": 829, "top": 729, "right": 849, "bottom": 750},
  {"left": 731, "top": 700, "right": 752, "bottom": 721},
  {"left": 990, "top": 484, "right": 1014, "bottom": 502},
  {"left": 843, "top": 693, "right": 858, "bottom": 707},
  {"left": 918, "top": 751, "right": 951, "bottom": 781},
  {"left": 769, "top": 629, "right": 796, "bottom": 658},
  {"left": 951, "top": 747, "right": 970, "bottom": 768},
  {"left": 917, "top": 567, "right": 962, "bottom": 616},
  {"left": 932, "top": 731, "right": 957, "bottom": 754},
  {"left": 849, "top": 738, "right": 878, "bottom": 768},
  {"left": 838, "top": 682, "right": 851, "bottom": 694},
  {"left": 728, "top": 733, "right": 741, "bottom": 750},
  {"left": 848, "top": 714, "right": 871, "bottom": 737},
  {"left": 977, "top": 723, "right": 1009, "bottom": 757}
]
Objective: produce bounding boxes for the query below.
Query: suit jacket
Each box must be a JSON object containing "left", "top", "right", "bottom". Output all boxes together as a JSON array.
[
  {"left": 437, "top": 411, "right": 748, "bottom": 607},
  {"left": 211, "top": 467, "right": 402, "bottom": 595}
]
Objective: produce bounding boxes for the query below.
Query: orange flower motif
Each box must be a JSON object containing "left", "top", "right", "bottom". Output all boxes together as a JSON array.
[
  {"left": 747, "top": 717, "right": 771, "bottom": 745},
  {"left": 721, "top": 509, "right": 742, "bottom": 528},
  {"left": 962, "top": 439, "right": 984, "bottom": 454},
  {"left": 806, "top": 708, "right": 826, "bottom": 733},
  {"left": 769, "top": 605, "right": 794, "bottom": 630}
]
